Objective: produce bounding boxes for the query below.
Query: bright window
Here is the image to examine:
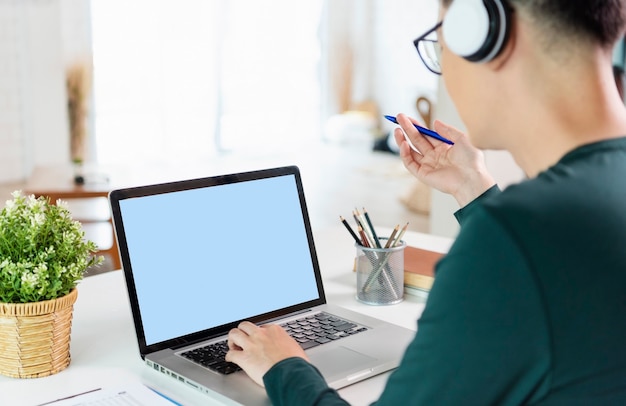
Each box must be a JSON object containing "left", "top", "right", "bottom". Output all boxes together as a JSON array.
[{"left": 91, "top": 0, "right": 323, "bottom": 164}]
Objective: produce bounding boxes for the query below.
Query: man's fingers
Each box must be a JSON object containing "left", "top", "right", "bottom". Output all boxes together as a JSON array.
[
  {"left": 227, "top": 324, "right": 254, "bottom": 351},
  {"left": 224, "top": 347, "right": 238, "bottom": 363},
  {"left": 237, "top": 321, "right": 259, "bottom": 335},
  {"left": 397, "top": 113, "right": 438, "bottom": 154},
  {"left": 432, "top": 120, "right": 466, "bottom": 144},
  {"left": 394, "top": 129, "right": 422, "bottom": 177},
  {"left": 227, "top": 338, "right": 243, "bottom": 352}
]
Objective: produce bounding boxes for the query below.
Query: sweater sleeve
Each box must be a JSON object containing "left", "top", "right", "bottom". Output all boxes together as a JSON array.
[
  {"left": 454, "top": 184, "right": 501, "bottom": 225},
  {"left": 263, "top": 357, "right": 349, "bottom": 406}
]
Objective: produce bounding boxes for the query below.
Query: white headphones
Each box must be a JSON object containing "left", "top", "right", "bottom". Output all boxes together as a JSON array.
[{"left": 442, "top": 0, "right": 511, "bottom": 63}]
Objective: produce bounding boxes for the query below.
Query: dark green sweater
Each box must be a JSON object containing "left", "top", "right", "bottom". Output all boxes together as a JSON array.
[{"left": 264, "top": 138, "right": 626, "bottom": 405}]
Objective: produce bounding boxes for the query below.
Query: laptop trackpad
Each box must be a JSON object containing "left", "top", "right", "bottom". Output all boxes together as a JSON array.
[{"left": 310, "top": 346, "right": 376, "bottom": 378}]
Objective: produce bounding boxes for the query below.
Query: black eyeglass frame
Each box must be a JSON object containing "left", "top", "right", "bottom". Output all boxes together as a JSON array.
[{"left": 413, "top": 21, "right": 443, "bottom": 75}]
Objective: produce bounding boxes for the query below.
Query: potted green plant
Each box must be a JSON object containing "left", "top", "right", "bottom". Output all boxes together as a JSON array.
[{"left": 0, "top": 191, "right": 103, "bottom": 378}]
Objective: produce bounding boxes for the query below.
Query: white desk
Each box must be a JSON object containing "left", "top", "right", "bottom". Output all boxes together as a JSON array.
[{"left": 0, "top": 227, "right": 451, "bottom": 406}]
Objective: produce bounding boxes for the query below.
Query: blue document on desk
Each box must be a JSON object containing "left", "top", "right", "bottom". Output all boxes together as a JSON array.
[{"left": 109, "top": 165, "right": 414, "bottom": 406}]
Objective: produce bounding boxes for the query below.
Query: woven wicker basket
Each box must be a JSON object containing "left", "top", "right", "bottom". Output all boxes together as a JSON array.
[{"left": 0, "top": 288, "right": 78, "bottom": 378}]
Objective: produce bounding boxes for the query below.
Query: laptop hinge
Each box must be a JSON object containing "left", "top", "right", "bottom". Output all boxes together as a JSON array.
[
  {"left": 260, "top": 308, "right": 313, "bottom": 325},
  {"left": 170, "top": 309, "right": 315, "bottom": 350},
  {"left": 171, "top": 333, "right": 225, "bottom": 350}
]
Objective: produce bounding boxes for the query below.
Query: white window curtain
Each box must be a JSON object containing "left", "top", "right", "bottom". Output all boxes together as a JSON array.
[
  {"left": 0, "top": 0, "right": 440, "bottom": 181},
  {"left": 0, "top": 0, "right": 70, "bottom": 183},
  {"left": 90, "top": 0, "right": 438, "bottom": 166},
  {"left": 321, "top": 0, "right": 439, "bottom": 136},
  {"left": 91, "top": 0, "right": 323, "bottom": 165}
]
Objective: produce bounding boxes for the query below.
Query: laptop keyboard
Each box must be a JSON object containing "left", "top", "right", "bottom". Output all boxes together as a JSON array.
[
  {"left": 181, "top": 340, "right": 241, "bottom": 375},
  {"left": 180, "top": 312, "right": 368, "bottom": 375},
  {"left": 280, "top": 312, "right": 368, "bottom": 349}
]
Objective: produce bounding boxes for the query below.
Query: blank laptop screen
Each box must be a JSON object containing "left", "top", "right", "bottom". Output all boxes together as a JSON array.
[{"left": 117, "top": 174, "right": 320, "bottom": 346}]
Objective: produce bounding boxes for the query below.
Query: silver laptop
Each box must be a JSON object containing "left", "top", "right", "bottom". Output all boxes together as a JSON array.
[{"left": 109, "top": 165, "right": 414, "bottom": 405}]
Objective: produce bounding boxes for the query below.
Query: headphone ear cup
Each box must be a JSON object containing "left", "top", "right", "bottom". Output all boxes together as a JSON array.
[
  {"left": 443, "top": 0, "right": 491, "bottom": 59},
  {"left": 443, "top": 0, "right": 510, "bottom": 63}
]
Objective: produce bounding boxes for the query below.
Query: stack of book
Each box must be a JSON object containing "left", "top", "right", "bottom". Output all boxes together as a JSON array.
[{"left": 403, "top": 246, "right": 445, "bottom": 296}]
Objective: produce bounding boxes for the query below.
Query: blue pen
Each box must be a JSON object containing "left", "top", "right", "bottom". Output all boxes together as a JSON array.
[{"left": 384, "top": 115, "right": 454, "bottom": 145}]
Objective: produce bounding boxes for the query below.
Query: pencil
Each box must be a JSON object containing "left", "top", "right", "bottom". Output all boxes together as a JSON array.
[
  {"left": 392, "top": 222, "right": 409, "bottom": 247},
  {"left": 384, "top": 224, "right": 400, "bottom": 248},
  {"left": 362, "top": 208, "right": 382, "bottom": 248},
  {"left": 358, "top": 225, "right": 371, "bottom": 247},
  {"left": 352, "top": 210, "right": 362, "bottom": 229},
  {"left": 353, "top": 210, "right": 372, "bottom": 247},
  {"left": 340, "top": 215, "right": 361, "bottom": 245},
  {"left": 355, "top": 208, "right": 377, "bottom": 249}
]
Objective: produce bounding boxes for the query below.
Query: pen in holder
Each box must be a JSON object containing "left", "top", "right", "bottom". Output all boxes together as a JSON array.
[{"left": 355, "top": 237, "right": 405, "bottom": 305}]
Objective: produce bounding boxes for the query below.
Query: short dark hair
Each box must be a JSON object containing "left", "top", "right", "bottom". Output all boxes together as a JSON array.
[{"left": 442, "top": 0, "right": 626, "bottom": 47}]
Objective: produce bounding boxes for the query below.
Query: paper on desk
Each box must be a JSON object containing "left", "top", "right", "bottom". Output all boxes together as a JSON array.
[{"left": 36, "top": 383, "right": 178, "bottom": 406}]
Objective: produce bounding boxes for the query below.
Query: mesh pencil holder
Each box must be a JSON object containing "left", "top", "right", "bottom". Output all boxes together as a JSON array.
[
  {"left": 355, "top": 239, "right": 405, "bottom": 305},
  {"left": 0, "top": 288, "right": 78, "bottom": 378}
]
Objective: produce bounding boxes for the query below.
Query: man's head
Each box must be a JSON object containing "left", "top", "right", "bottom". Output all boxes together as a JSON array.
[
  {"left": 437, "top": 0, "right": 626, "bottom": 149},
  {"left": 440, "top": 0, "right": 625, "bottom": 50}
]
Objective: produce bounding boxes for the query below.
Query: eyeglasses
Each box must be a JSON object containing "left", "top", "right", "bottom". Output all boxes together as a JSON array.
[{"left": 413, "top": 21, "right": 443, "bottom": 75}]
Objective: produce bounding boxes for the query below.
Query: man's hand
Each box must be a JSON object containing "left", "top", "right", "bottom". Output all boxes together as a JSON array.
[
  {"left": 393, "top": 113, "right": 496, "bottom": 207},
  {"left": 226, "top": 321, "right": 309, "bottom": 387}
]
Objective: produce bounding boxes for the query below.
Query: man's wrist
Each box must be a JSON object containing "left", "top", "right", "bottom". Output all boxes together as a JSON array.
[{"left": 454, "top": 172, "right": 497, "bottom": 208}]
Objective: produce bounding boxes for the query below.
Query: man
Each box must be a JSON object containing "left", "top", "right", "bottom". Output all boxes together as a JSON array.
[{"left": 226, "top": 0, "right": 626, "bottom": 404}]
